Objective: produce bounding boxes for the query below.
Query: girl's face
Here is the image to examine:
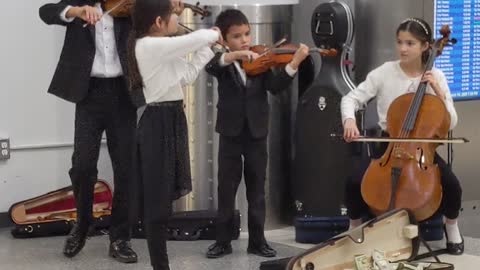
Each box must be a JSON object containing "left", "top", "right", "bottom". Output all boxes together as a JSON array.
[
  {"left": 153, "top": 13, "right": 178, "bottom": 36},
  {"left": 164, "top": 13, "right": 178, "bottom": 35},
  {"left": 396, "top": 30, "right": 429, "bottom": 65}
]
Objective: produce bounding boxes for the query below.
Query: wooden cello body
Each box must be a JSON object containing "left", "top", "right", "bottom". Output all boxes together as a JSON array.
[{"left": 361, "top": 94, "right": 450, "bottom": 221}]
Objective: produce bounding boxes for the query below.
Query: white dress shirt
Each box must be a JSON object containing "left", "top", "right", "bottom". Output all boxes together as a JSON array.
[
  {"left": 60, "top": 4, "right": 123, "bottom": 78},
  {"left": 341, "top": 61, "right": 458, "bottom": 130},
  {"left": 135, "top": 29, "right": 219, "bottom": 103}
]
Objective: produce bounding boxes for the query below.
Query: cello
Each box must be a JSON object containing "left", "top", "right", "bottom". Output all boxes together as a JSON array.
[{"left": 359, "top": 25, "right": 459, "bottom": 221}]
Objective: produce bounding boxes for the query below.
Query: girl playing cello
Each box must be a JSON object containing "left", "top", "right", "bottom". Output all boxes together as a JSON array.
[{"left": 341, "top": 18, "right": 463, "bottom": 255}]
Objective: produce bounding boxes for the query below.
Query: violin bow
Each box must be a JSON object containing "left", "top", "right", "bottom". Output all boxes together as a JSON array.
[
  {"left": 83, "top": 0, "right": 129, "bottom": 27},
  {"left": 330, "top": 134, "right": 469, "bottom": 144},
  {"left": 256, "top": 37, "right": 288, "bottom": 58}
]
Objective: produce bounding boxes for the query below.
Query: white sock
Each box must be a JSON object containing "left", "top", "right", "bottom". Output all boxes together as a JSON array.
[
  {"left": 445, "top": 221, "right": 462, "bottom": 244},
  {"left": 349, "top": 218, "right": 362, "bottom": 230}
]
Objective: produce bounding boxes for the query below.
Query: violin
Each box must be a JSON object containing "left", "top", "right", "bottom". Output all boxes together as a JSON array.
[
  {"left": 359, "top": 25, "right": 459, "bottom": 221},
  {"left": 242, "top": 43, "right": 338, "bottom": 76},
  {"left": 101, "top": 0, "right": 132, "bottom": 17},
  {"left": 177, "top": 26, "right": 337, "bottom": 76},
  {"left": 102, "top": 0, "right": 211, "bottom": 18}
]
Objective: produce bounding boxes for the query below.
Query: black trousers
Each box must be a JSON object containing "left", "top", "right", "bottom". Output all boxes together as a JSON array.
[
  {"left": 345, "top": 140, "right": 462, "bottom": 220},
  {"left": 216, "top": 123, "right": 268, "bottom": 247},
  {"left": 135, "top": 101, "right": 192, "bottom": 270},
  {"left": 69, "top": 77, "right": 136, "bottom": 242}
]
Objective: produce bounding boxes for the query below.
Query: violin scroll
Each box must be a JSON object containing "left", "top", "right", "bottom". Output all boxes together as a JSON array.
[{"left": 184, "top": 2, "right": 211, "bottom": 20}]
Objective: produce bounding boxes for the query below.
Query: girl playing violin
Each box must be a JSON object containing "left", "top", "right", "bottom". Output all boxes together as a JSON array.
[
  {"left": 341, "top": 18, "right": 463, "bottom": 255},
  {"left": 127, "top": 0, "right": 221, "bottom": 269}
]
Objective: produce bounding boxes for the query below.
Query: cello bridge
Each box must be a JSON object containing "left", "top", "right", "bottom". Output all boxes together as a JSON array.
[{"left": 392, "top": 148, "right": 414, "bottom": 160}]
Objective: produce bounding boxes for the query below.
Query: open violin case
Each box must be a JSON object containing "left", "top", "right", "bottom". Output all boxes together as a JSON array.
[
  {"left": 261, "top": 209, "right": 453, "bottom": 270},
  {"left": 8, "top": 179, "right": 241, "bottom": 241},
  {"left": 9, "top": 180, "right": 112, "bottom": 238}
]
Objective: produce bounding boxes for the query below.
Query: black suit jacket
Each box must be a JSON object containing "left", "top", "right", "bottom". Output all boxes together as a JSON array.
[
  {"left": 39, "top": 0, "right": 131, "bottom": 103},
  {"left": 206, "top": 53, "right": 295, "bottom": 138}
]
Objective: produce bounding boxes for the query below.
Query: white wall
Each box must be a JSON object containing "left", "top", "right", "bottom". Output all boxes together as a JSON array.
[{"left": 0, "top": 1, "right": 113, "bottom": 213}]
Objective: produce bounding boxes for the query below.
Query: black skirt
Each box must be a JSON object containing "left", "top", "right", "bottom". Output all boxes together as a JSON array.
[{"left": 131, "top": 100, "right": 192, "bottom": 223}]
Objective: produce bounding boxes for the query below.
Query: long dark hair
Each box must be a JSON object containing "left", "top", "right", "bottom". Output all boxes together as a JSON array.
[
  {"left": 396, "top": 18, "right": 433, "bottom": 65},
  {"left": 127, "top": 0, "right": 172, "bottom": 97}
]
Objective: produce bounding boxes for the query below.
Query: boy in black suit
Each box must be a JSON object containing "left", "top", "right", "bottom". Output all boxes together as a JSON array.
[
  {"left": 39, "top": 0, "right": 137, "bottom": 262},
  {"left": 205, "top": 9, "right": 309, "bottom": 258}
]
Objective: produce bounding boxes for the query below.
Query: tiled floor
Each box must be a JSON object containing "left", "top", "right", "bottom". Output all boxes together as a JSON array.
[
  {"left": 0, "top": 228, "right": 301, "bottom": 270},
  {"left": 0, "top": 227, "right": 478, "bottom": 270}
]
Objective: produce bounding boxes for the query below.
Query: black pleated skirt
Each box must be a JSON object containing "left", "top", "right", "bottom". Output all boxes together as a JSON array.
[{"left": 131, "top": 100, "right": 192, "bottom": 223}]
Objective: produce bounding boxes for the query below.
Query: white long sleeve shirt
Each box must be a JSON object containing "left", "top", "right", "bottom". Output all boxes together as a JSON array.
[
  {"left": 135, "top": 29, "right": 219, "bottom": 103},
  {"left": 341, "top": 61, "right": 458, "bottom": 130},
  {"left": 60, "top": 4, "right": 123, "bottom": 77}
]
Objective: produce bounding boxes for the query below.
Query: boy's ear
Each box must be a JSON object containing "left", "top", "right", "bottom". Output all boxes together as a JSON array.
[{"left": 221, "top": 34, "right": 228, "bottom": 46}]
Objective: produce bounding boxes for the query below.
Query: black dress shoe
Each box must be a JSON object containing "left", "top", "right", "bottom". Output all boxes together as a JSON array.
[
  {"left": 447, "top": 239, "right": 464, "bottom": 256},
  {"left": 109, "top": 240, "right": 138, "bottom": 263},
  {"left": 444, "top": 225, "right": 464, "bottom": 256},
  {"left": 247, "top": 243, "right": 277, "bottom": 257},
  {"left": 206, "top": 242, "right": 232, "bottom": 258},
  {"left": 63, "top": 224, "right": 92, "bottom": 258}
]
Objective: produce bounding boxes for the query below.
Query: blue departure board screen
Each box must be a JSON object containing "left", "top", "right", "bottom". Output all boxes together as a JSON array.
[{"left": 434, "top": 0, "right": 480, "bottom": 101}]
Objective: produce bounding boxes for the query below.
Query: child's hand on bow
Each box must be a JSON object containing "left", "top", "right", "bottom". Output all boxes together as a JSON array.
[{"left": 68, "top": 5, "right": 102, "bottom": 25}]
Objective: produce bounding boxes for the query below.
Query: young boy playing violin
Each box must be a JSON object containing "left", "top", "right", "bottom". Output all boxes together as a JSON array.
[
  {"left": 39, "top": 0, "right": 137, "bottom": 262},
  {"left": 205, "top": 9, "right": 309, "bottom": 258}
]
